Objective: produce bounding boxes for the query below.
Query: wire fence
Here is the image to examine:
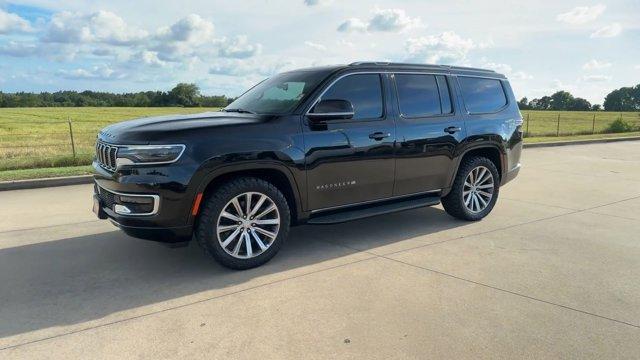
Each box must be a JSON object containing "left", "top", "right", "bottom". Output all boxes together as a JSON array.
[
  {"left": 1, "top": 111, "right": 640, "bottom": 171},
  {"left": 521, "top": 111, "right": 640, "bottom": 137}
]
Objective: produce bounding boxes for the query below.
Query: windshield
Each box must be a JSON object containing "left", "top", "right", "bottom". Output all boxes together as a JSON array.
[{"left": 224, "top": 71, "right": 327, "bottom": 115}]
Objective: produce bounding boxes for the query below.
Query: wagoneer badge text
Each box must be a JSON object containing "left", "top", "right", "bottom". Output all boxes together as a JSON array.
[{"left": 316, "top": 180, "right": 357, "bottom": 191}]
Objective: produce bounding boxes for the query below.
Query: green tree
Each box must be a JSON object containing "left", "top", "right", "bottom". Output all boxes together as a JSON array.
[
  {"left": 568, "top": 97, "right": 591, "bottom": 111},
  {"left": 517, "top": 97, "right": 531, "bottom": 110},
  {"left": 550, "top": 91, "right": 575, "bottom": 110},
  {"left": 603, "top": 86, "right": 639, "bottom": 111},
  {"left": 168, "top": 83, "right": 201, "bottom": 107}
]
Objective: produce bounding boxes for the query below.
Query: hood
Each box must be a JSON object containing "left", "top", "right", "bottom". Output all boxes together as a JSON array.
[{"left": 98, "top": 111, "right": 265, "bottom": 144}]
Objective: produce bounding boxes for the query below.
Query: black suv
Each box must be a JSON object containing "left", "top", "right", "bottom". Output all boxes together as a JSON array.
[{"left": 93, "top": 62, "right": 522, "bottom": 269}]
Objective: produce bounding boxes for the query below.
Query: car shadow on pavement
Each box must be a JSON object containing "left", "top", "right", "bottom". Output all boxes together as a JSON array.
[{"left": 0, "top": 206, "right": 465, "bottom": 340}]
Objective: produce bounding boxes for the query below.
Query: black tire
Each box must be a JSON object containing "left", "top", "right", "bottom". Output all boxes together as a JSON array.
[
  {"left": 442, "top": 156, "right": 500, "bottom": 221},
  {"left": 195, "top": 177, "right": 290, "bottom": 270}
]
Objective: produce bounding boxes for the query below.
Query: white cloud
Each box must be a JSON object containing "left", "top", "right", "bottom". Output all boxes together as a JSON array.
[
  {"left": 129, "top": 50, "right": 166, "bottom": 67},
  {"left": 512, "top": 71, "right": 534, "bottom": 80},
  {"left": 337, "top": 18, "right": 368, "bottom": 33},
  {"left": 590, "top": 23, "right": 622, "bottom": 38},
  {"left": 406, "top": 31, "right": 476, "bottom": 64},
  {"left": 557, "top": 4, "right": 606, "bottom": 25},
  {"left": 217, "top": 35, "right": 262, "bottom": 58},
  {"left": 0, "top": 41, "right": 40, "bottom": 57},
  {"left": 582, "top": 74, "right": 611, "bottom": 82},
  {"left": 43, "top": 11, "right": 147, "bottom": 45},
  {"left": 57, "top": 65, "right": 125, "bottom": 80},
  {"left": 304, "top": 0, "right": 333, "bottom": 5},
  {"left": 367, "top": 8, "right": 422, "bottom": 32},
  {"left": 304, "top": 41, "right": 326, "bottom": 51},
  {"left": 338, "top": 8, "right": 422, "bottom": 33},
  {"left": 480, "top": 61, "right": 532, "bottom": 80},
  {"left": 0, "top": 9, "right": 32, "bottom": 34},
  {"left": 582, "top": 59, "right": 612, "bottom": 70},
  {"left": 156, "top": 14, "right": 214, "bottom": 44},
  {"left": 209, "top": 58, "right": 293, "bottom": 77}
]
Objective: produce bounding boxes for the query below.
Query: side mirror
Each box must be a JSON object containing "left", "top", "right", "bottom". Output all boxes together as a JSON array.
[{"left": 308, "top": 99, "right": 354, "bottom": 120}]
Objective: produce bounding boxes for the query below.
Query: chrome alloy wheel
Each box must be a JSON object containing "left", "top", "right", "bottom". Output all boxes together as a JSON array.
[
  {"left": 216, "top": 192, "right": 281, "bottom": 259},
  {"left": 463, "top": 166, "right": 495, "bottom": 213}
]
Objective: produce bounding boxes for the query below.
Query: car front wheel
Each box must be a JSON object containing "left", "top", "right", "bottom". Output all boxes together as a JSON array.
[{"left": 196, "top": 177, "right": 290, "bottom": 270}]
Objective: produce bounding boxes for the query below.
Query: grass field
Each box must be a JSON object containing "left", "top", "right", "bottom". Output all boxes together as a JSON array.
[
  {"left": 1, "top": 107, "right": 639, "bottom": 173},
  {"left": 521, "top": 110, "right": 640, "bottom": 137},
  {"left": 0, "top": 107, "right": 220, "bottom": 171}
]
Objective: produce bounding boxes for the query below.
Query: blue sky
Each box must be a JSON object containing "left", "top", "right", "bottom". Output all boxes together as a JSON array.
[{"left": 0, "top": 0, "right": 638, "bottom": 104}]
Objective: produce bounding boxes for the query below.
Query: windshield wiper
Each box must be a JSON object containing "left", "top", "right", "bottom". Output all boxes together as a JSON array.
[{"left": 222, "top": 108, "right": 257, "bottom": 114}]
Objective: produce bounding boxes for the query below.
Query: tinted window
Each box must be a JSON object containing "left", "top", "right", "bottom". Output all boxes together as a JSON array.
[
  {"left": 227, "top": 71, "right": 326, "bottom": 114},
  {"left": 459, "top": 77, "right": 507, "bottom": 113},
  {"left": 396, "top": 74, "right": 441, "bottom": 117},
  {"left": 436, "top": 75, "right": 452, "bottom": 114},
  {"left": 319, "top": 74, "right": 383, "bottom": 120}
]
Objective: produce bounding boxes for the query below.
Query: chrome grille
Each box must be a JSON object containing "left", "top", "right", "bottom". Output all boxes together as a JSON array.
[{"left": 95, "top": 141, "right": 118, "bottom": 171}]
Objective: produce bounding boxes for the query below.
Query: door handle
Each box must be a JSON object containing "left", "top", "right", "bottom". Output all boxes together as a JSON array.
[
  {"left": 369, "top": 132, "right": 391, "bottom": 141},
  {"left": 444, "top": 126, "right": 462, "bottom": 134}
]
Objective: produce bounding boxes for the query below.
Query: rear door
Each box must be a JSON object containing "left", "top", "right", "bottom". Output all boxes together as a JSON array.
[
  {"left": 303, "top": 73, "right": 396, "bottom": 210},
  {"left": 392, "top": 72, "right": 466, "bottom": 195}
]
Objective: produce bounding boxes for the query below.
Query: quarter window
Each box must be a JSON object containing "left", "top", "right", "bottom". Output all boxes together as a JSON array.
[
  {"left": 395, "top": 74, "right": 453, "bottom": 117},
  {"left": 319, "top": 74, "right": 383, "bottom": 120},
  {"left": 458, "top": 77, "right": 507, "bottom": 113}
]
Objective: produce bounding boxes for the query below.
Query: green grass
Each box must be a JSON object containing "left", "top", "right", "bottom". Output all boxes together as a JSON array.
[
  {"left": 524, "top": 131, "right": 640, "bottom": 143},
  {"left": 521, "top": 110, "right": 640, "bottom": 137},
  {"left": 0, "top": 165, "right": 93, "bottom": 181},
  {"left": 1, "top": 107, "right": 639, "bottom": 176},
  {"left": 0, "top": 107, "right": 220, "bottom": 171}
]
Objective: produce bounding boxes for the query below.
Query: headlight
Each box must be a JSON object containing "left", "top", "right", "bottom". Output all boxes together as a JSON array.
[{"left": 116, "top": 144, "right": 185, "bottom": 167}]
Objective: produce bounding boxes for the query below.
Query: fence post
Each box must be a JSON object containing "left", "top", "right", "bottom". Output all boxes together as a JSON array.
[
  {"left": 556, "top": 113, "right": 561, "bottom": 137},
  {"left": 68, "top": 117, "right": 76, "bottom": 158},
  {"left": 592, "top": 113, "right": 596, "bottom": 134},
  {"left": 526, "top": 113, "right": 530, "bottom": 137}
]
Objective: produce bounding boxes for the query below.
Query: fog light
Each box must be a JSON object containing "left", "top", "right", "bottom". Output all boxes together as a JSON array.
[{"left": 114, "top": 204, "right": 132, "bottom": 215}]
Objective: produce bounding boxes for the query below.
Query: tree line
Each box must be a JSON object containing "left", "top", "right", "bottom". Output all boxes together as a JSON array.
[
  {"left": 0, "top": 83, "right": 234, "bottom": 108},
  {"left": 1, "top": 82, "right": 639, "bottom": 111},
  {"left": 519, "top": 84, "right": 640, "bottom": 112}
]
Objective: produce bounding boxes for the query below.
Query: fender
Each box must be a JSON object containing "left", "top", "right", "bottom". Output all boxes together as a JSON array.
[
  {"left": 188, "top": 160, "right": 305, "bottom": 224},
  {"left": 443, "top": 140, "right": 506, "bottom": 197}
]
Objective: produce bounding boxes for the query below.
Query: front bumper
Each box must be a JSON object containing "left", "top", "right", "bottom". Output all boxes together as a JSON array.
[{"left": 92, "top": 161, "right": 196, "bottom": 243}]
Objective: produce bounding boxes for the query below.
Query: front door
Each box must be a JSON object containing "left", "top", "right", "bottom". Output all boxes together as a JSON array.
[
  {"left": 392, "top": 73, "right": 466, "bottom": 195},
  {"left": 303, "top": 73, "right": 396, "bottom": 211}
]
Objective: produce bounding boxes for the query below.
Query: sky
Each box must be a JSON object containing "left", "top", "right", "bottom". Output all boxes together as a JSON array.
[{"left": 0, "top": 0, "right": 638, "bottom": 105}]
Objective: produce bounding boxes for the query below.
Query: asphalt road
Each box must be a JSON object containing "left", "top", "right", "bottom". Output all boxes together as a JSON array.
[{"left": 1, "top": 142, "right": 639, "bottom": 359}]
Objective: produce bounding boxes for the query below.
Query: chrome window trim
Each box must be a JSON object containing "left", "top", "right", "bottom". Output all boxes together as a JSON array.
[
  {"left": 304, "top": 71, "right": 388, "bottom": 119},
  {"left": 96, "top": 185, "right": 160, "bottom": 216},
  {"left": 392, "top": 73, "right": 456, "bottom": 120}
]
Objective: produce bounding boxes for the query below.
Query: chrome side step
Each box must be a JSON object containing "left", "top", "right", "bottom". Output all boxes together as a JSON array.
[{"left": 307, "top": 195, "right": 440, "bottom": 225}]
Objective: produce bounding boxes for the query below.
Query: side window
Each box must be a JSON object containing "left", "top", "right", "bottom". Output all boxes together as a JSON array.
[
  {"left": 458, "top": 77, "right": 507, "bottom": 114},
  {"left": 436, "top": 75, "right": 452, "bottom": 114},
  {"left": 395, "top": 74, "right": 441, "bottom": 117},
  {"left": 319, "top": 74, "right": 383, "bottom": 120}
]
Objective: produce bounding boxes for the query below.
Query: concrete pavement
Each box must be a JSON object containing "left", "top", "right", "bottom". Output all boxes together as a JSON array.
[{"left": 0, "top": 141, "right": 639, "bottom": 359}]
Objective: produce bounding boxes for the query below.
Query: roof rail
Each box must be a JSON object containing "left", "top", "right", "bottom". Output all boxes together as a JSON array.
[{"left": 348, "top": 61, "right": 496, "bottom": 73}]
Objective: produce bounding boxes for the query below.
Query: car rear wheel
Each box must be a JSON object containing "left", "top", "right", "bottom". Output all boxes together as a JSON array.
[
  {"left": 442, "top": 156, "right": 500, "bottom": 221},
  {"left": 196, "top": 177, "right": 290, "bottom": 270}
]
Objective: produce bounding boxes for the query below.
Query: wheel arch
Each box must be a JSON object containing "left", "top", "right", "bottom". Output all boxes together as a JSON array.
[
  {"left": 191, "top": 162, "right": 303, "bottom": 225},
  {"left": 444, "top": 145, "right": 505, "bottom": 196}
]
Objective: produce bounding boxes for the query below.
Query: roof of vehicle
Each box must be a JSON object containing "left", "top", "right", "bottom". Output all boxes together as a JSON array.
[
  {"left": 287, "top": 62, "right": 506, "bottom": 79},
  {"left": 285, "top": 62, "right": 507, "bottom": 81}
]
